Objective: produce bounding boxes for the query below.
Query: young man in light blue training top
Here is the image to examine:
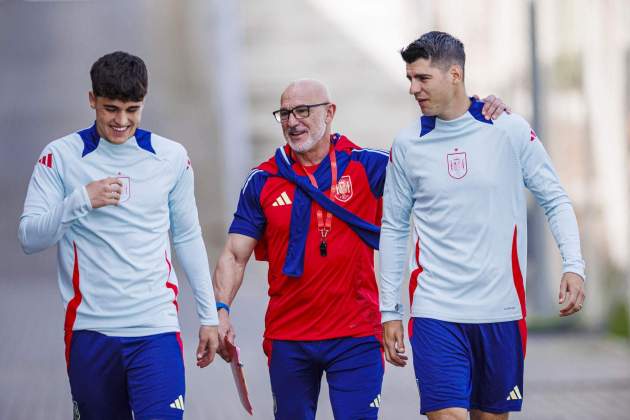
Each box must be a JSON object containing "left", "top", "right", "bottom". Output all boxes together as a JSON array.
[
  {"left": 19, "top": 51, "right": 219, "bottom": 420},
  {"left": 379, "top": 32, "right": 586, "bottom": 420}
]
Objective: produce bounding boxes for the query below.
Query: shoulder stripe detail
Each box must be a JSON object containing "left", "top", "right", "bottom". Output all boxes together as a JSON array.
[
  {"left": 420, "top": 116, "right": 437, "bottom": 137},
  {"left": 353, "top": 148, "right": 389, "bottom": 157},
  {"left": 468, "top": 100, "right": 493, "bottom": 125},
  {"left": 78, "top": 124, "right": 100, "bottom": 157},
  {"left": 241, "top": 169, "right": 263, "bottom": 193},
  {"left": 135, "top": 128, "right": 156, "bottom": 154}
]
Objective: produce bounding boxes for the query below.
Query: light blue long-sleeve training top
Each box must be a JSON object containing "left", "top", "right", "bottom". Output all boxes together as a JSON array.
[
  {"left": 379, "top": 102, "right": 585, "bottom": 324},
  {"left": 19, "top": 124, "right": 218, "bottom": 336}
]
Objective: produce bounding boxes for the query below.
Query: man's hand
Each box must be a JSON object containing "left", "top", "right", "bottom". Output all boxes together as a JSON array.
[
  {"left": 383, "top": 320, "right": 408, "bottom": 367},
  {"left": 217, "top": 310, "right": 236, "bottom": 362},
  {"left": 476, "top": 94, "right": 512, "bottom": 120},
  {"left": 559, "top": 272, "right": 586, "bottom": 317},
  {"left": 196, "top": 325, "right": 219, "bottom": 368},
  {"left": 86, "top": 177, "right": 123, "bottom": 208}
]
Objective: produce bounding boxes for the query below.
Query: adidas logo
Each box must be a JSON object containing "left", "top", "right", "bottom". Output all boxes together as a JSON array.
[
  {"left": 169, "top": 395, "right": 185, "bottom": 410},
  {"left": 369, "top": 394, "right": 381, "bottom": 408},
  {"left": 38, "top": 153, "right": 53, "bottom": 168},
  {"left": 506, "top": 385, "right": 522, "bottom": 400},
  {"left": 72, "top": 400, "right": 80, "bottom": 420},
  {"left": 272, "top": 191, "right": 292, "bottom": 207}
]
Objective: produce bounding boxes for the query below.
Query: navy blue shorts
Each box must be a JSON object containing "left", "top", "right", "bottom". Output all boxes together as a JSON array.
[
  {"left": 409, "top": 317, "right": 526, "bottom": 415},
  {"left": 264, "top": 336, "right": 384, "bottom": 420},
  {"left": 67, "top": 330, "right": 185, "bottom": 420}
]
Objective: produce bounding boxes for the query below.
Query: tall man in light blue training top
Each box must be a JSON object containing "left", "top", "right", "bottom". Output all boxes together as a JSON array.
[
  {"left": 379, "top": 32, "right": 586, "bottom": 420},
  {"left": 19, "top": 51, "right": 219, "bottom": 420}
]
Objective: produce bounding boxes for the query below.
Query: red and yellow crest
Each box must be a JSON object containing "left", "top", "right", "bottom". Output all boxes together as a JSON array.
[{"left": 335, "top": 175, "right": 353, "bottom": 202}]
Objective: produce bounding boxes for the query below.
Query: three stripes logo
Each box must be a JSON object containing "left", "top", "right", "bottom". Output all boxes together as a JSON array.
[
  {"left": 38, "top": 153, "right": 53, "bottom": 168},
  {"left": 170, "top": 395, "right": 185, "bottom": 410},
  {"left": 369, "top": 394, "right": 381, "bottom": 408},
  {"left": 72, "top": 400, "right": 80, "bottom": 420},
  {"left": 272, "top": 191, "right": 292, "bottom": 207},
  {"left": 506, "top": 385, "right": 523, "bottom": 400}
]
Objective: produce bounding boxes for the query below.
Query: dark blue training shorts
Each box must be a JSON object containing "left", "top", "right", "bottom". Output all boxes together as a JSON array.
[
  {"left": 265, "top": 336, "right": 384, "bottom": 420},
  {"left": 410, "top": 317, "right": 525, "bottom": 415},
  {"left": 67, "top": 330, "right": 185, "bottom": 420}
]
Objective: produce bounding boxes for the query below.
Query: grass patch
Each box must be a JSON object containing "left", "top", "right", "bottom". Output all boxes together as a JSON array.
[{"left": 608, "top": 302, "right": 630, "bottom": 338}]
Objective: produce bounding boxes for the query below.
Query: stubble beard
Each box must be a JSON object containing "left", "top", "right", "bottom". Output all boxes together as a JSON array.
[{"left": 287, "top": 118, "right": 327, "bottom": 154}]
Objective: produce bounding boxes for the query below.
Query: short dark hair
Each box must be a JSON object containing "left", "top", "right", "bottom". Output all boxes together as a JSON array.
[
  {"left": 400, "top": 31, "right": 465, "bottom": 72},
  {"left": 90, "top": 51, "right": 148, "bottom": 101}
]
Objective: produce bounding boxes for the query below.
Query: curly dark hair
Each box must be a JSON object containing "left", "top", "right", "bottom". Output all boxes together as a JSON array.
[
  {"left": 90, "top": 51, "right": 148, "bottom": 101},
  {"left": 401, "top": 31, "right": 465, "bottom": 72}
]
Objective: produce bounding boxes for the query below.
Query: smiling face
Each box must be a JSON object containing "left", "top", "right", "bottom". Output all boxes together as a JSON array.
[
  {"left": 89, "top": 92, "right": 144, "bottom": 144},
  {"left": 279, "top": 81, "right": 335, "bottom": 155},
  {"left": 406, "top": 58, "right": 461, "bottom": 117}
]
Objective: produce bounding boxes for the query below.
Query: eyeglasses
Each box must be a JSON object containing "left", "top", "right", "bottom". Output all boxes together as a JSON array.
[{"left": 272, "top": 102, "right": 330, "bottom": 123}]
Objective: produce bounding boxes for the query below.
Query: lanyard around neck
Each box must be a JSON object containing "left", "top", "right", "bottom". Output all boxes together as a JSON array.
[{"left": 300, "top": 144, "right": 337, "bottom": 255}]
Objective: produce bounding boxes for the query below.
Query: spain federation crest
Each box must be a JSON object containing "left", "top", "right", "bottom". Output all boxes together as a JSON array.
[
  {"left": 447, "top": 150, "right": 467, "bottom": 179},
  {"left": 116, "top": 173, "right": 130, "bottom": 202},
  {"left": 335, "top": 175, "right": 353, "bottom": 202}
]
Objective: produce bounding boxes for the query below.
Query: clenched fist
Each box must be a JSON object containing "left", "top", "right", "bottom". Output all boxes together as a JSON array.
[{"left": 86, "top": 177, "right": 124, "bottom": 209}]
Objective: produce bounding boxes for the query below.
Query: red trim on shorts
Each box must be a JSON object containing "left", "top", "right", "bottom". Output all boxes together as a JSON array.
[
  {"left": 63, "top": 242, "right": 83, "bottom": 370},
  {"left": 165, "top": 251, "right": 179, "bottom": 311},
  {"left": 517, "top": 318, "right": 528, "bottom": 358},
  {"left": 511, "top": 225, "right": 528, "bottom": 357},
  {"left": 176, "top": 332, "right": 184, "bottom": 362}
]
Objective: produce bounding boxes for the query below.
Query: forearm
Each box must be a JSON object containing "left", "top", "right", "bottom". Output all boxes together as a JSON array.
[
  {"left": 175, "top": 236, "right": 219, "bottom": 326},
  {"left": 18, "top": 186, "right": 92, "bottom": 254},
  {"left": 213, "top": 247, "right": 247, "bottom": 305},
  {"left": 546, "top": 201, "right": 586, "bottom": 280},
  {"left": 379, "top": 221, "right": 410, "bottom": 322}
]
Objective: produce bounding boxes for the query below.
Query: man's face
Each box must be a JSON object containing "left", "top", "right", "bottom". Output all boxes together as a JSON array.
[
  {"left": 406, "top": 58, "right": 456, "bottom": 117},
  {"left": 279, "top": 87, "right": 331, "bottom": 154},
  {"left": 89, "top": 92, "right": 144, "bottom": 144}
]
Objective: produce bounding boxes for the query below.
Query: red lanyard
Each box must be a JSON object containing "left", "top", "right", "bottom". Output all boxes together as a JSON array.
[{"left": 301, "top": 145, "right": 337, "bottom": 256}]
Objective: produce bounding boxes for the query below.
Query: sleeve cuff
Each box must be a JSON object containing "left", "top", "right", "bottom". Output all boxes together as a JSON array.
[
  {"left": 199, "top": 319, "right": 219, "bottom": 327},
  {"left": 61, "top": 186, "right": 93, "bottom": 224},
  {"left": 80, "top": 186, "right": 93, "bottom": 211},
  {"left": 562, "top": 268, "right": 586, "bottom": 282},
  {"left": 381, "top": 311, "right": 403, "bottom": 323},
  {"left": 228, "top": 224, "right": 262, "bottom": 240}
]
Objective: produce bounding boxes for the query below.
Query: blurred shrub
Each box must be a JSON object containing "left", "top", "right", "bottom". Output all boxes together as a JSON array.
[{"left": 608, "top": 302, "right": 629, "bottom": 338}]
